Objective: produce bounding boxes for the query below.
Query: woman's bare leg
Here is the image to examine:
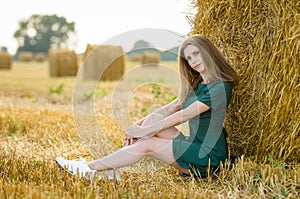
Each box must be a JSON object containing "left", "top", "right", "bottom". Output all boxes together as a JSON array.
[
  {"left": 137, "top": 113, "right": 188, "bottom": 173},
  {"left": 88, "top": 134, "right": 190, "bottom": 174},
  {"left": 91, "top": 112, "right": 189, "bottom": 174}
]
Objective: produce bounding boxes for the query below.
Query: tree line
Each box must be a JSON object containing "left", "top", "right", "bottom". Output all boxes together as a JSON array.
[{"left": 12, "top": 14, "right": 76, "bottom": 55}]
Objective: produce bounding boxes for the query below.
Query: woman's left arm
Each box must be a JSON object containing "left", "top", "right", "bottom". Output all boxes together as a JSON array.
[{"left": 127, "top": 101, "right": 210, "bottom": 138}]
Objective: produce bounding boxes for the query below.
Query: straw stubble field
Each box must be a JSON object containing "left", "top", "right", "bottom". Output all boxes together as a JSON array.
[{"left": 0, "top": 61, "right": 299, "bottom": 198}]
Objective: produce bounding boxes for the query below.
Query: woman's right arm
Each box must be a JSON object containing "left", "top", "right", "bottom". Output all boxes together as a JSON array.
[
  {"left": 123, "top": 98, "right": 181, "bottom": 147},
  {"left": 153, "top": 98, "right": 181, "bottom": 116},
  {"left": 127, "top": 100, "right": 210, "bottom": 138},
  {"left": 133, "top": 98, "right": 181, "bottom": 125}
]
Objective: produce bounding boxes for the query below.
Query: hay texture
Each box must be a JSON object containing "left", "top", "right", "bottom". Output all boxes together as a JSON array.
[
  {"left": 48, "top": 49, "right": 78, "bottom": 77},
  {"left": 18, "top": 51, "right": 33, "bottom": 62},
  {"left": 0, "top": 52, "right": 12, "bottom": 69},
  {"left": 81, "top": 44, "right": 125, "bottom": 81},
  {"left": 141, "top": 52, "right": 160, "bottom": 66},
  {"left": 191, "top": 0, "right": 299, "bottom": 162}
]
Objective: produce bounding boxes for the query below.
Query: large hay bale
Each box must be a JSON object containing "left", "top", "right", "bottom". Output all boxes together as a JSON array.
[
  {"left": 0, "top": 52, "right": 12, "bottom": 69},
  {"left": 191, "top": 0, "right": 299, "bottom": 162},
  {"left": 48, "top": 49, "right": 78, "bottom": 77},
  {"left": 81, "top": 45, "right": 125, "bottom": 81},
  {"left": 18, "top": 51, "right": 33, "bottom": 62},
  {"left": 82, "top": 44, "right": 97, "bottom": 60},
  {"left": 141, "top": 52, "right": 160, "bottom": 66}
]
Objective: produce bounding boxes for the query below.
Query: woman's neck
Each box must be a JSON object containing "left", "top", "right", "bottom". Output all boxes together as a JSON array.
[{"left": 200, "top": 74, "right": 210, "bottom": 84}]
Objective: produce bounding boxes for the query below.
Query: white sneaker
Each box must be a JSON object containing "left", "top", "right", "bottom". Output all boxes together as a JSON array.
[
  {"left": 56, "top": 157, "right": 121, "bottom": 181},
  {"left": 56, "top": 157, "right": 95, "bottom": 180}
]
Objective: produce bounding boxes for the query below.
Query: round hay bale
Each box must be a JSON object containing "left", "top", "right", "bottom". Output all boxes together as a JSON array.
[
  {"left": 48, "top": 49, "right": 78, "bottom": 77},
  {"left": 34, "top": 52, "right": 46, "bottom": 62},
  {"left": 141, "top": 52, "right": 160, "bottom": 66},
  {"left": 18, "top": 51, "right": 33, "bottom": 62},
  {"left": 82, "top": 44, "right": 98, "bottom": 60},
  {"left": 0, "top": 52, "right": 12, "bottom": 69},
  {"left": 81, "top": 45, "right": 125, "bottom": 81},
  {"left": 128, "top": 54, "right": 143, "bottom": 62},
  {"left": 191, "top": 0, "right": 300, "bottom": 162}
]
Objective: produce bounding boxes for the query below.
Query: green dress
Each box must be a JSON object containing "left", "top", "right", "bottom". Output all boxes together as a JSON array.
[{"left": 172, "top": 81, "right": 232, "bottom": 177}]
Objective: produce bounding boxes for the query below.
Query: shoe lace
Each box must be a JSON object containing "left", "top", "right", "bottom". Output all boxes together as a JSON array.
[{"left": 71, "top": 157, "right": 87, "bottom": 163}]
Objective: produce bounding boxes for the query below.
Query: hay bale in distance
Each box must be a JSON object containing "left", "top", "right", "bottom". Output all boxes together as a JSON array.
[
  {"left": 141, "top": 52, "right": 160, "bottom": 66},
  {"left": 128, "top": 54, "right": 143, "bottom": 62},
  {"left": 191, "top": 0, "right": 300, "bottom": 162},
  {"left": 35, "top": 52, "right": 46, "bottom": 62},
  {"left": 48, "top": 49, "right": 78, "bottom": 77},
  {"left": 18, "top": 51, "right": 33, "bottom": 62},
  {"left": 81, "top": 44, "right": 125, "bottom": 81},
  {"left": 82, "top": 44, "right": 97, "bottom": 60},
  {"left": 0, "top": 52, "right": 12, "bottom": 69}
]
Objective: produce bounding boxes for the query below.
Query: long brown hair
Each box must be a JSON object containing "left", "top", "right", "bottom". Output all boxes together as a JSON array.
[{"left": 178, "top": 35, "right": 239, "bottom": 104}]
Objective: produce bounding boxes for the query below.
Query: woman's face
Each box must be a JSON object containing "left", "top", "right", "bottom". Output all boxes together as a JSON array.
[{"left": 183, "top": 45, "right": 205, "bottom": 73}]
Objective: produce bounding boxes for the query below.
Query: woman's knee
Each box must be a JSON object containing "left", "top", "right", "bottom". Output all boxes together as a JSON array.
[
  {"left": 141, "top": 137, "right": 172, "bottom": 153},
  {"left": 130, "top": 137, "right": 159, "bottom": 153},
  {"left": 125, "top": 137, "right": 154, "bottom": 153}
]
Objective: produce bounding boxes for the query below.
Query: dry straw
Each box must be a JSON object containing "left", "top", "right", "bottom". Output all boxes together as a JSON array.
[
  {"left": 48, "top": 49, "right": 78, "bottom": 77},
  {"left": 0, "top": 52, "right": 12, "bottom": 69},
  {"left": 81, "top": 44, "right": 125, "bottom": 81},
  {"left": 190, "top": 0, "right": 300, "bottom": 162},
  {"left": 0, "top": 106, "right": 299, "bottom": 198}
]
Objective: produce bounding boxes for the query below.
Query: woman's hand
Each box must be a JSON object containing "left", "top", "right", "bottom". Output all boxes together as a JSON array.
[
  {"left": 123, "top": 124, "right": 145, "bottom": 147},
  {"left": 123, "top": 136, "right": 139, "bottom": 147}
]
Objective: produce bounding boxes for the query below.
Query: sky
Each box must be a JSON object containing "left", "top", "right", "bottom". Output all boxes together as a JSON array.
[{"left": 0, "top": 0, "right": 195, "bottom": 55}]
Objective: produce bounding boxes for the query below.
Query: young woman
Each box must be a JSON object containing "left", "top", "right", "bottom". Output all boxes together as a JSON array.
[{"left": 56, "top": 34, "right": 239, "bottom": 180}]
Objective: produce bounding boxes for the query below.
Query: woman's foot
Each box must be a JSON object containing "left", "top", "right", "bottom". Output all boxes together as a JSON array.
[
  {"left": 56, "top": 157, "right": 95, "bottom": 180},
  {"left": 56, "top": 157, "right": 121, "bottom": 181}
]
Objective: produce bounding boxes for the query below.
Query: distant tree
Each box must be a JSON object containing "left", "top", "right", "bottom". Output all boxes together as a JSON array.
[
  {"left": 132, "top": 40, "right": 151, "bottom": 49},
  {"left": 128, "top": 40, "right": 161, "bottom": 57},
  {"left": 0, "top": 46, "right": 7, "bottom": 52},
  {"left": 14, "top": 14, "right": 76, "bottom": 54},
  {"left": 128, "top": 40, "right": 179, "bottom": 61},
  {"left": 160, "top": 46, "right": 179, "bottom": 61}
]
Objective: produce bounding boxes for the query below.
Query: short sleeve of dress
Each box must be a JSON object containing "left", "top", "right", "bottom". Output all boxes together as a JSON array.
[{"left": 196, "top": 82, "right": 232, "bottom": 110}]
